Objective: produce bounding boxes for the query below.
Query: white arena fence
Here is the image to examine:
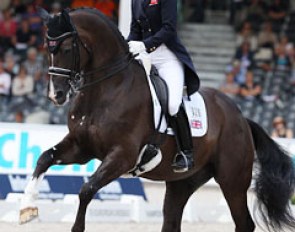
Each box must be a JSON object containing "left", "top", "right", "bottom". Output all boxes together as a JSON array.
[{"left": 0, "top": 123, "right": 294, "bottom": 223}]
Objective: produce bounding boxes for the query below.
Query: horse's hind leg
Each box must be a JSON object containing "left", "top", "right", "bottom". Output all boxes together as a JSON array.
[
  {"left": 19, "top": 134, "right": 87, "bottom": 224},
  {"left": 219, "top": 187, "right": 254, "bottom": 232},
  {"left": 161, "top": 167, "right": 212, "bottom": 232},
  {"left": 215, "top": 153, "right": 255, "bottom": 232}
]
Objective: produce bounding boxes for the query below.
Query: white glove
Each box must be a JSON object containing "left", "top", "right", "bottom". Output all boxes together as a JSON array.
[
  {"left": 137, "top": 52, "right": 151, "bottom": 75},
  {"left": 128, "top": 41, "right": 146, "bottom": 55}
]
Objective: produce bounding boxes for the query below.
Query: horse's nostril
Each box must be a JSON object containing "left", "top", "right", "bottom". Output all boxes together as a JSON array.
[{"left": 56, "top": 91, "right": 64, "bottom": 99}]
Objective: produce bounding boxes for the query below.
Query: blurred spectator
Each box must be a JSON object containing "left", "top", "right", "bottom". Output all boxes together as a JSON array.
[
  {"left": 26, "top": 110, "right": 50, "bottom": 124},
  {"left": 23, "top": 47, "right": 44, "bottom": 93},
  {"left": 268, "top": 0, "right": 288, "bottom": 33},
  {"left": 271, "top": 116, "right": 293, "bottom": 138},
  {"left": 94, "top": 0, "right": 117, "bottom": 21},
  {"left": 229, "top": 0, "right": 245, "bottom": 29},
  {"left": 236, "top": 21, "right": 257, "bottom": 51},
  {"left": 253, "top": 22, "right": 278, "bottom": 71},
  {"left": 32, "top": 0, "right": 47, "bottom": 10},
  {"left": 187, "top": 0, "right": 206, "bottom": 23},
  {"left": 0, "top": 0, "right": 10, "bottom": 11},
  {"left": 50, "top": 2, "right": 61, "bottom": 16},
  {"left": 0, "top": 9, "right": 17, "bottom": 54},
  {"left": 0, "top": 59, "right": 12, "bottom": 103},
  {"left": 245, "top": 0, "right": 266, "bottom": 32},
  {"left": 290, "top": 63, "right": 295, "bottom": 85},
  {"left": 72, "top": 0, "right": 94, "bottom": 8},
  {"left": 220, "top": 71, "right": 240, "bottom": 99},
  {"left": 10, "top": 0, "right": 26, "bottom": 17},
  {"left": 275, "top": 35, "right": 294, "bottom": 59},
  {"left": 12, "top": 64, "right": 34, "bottom": 96},
  {"left": 12, "top": 18, "right": 36, "bottom": 58},
  {"left": 15, "top": 110, "right": 24, "bottom": 123},
  {"left": 257, "top": 21, "right": 278, "bottom": 49},
  {"left": 23, "top": 4, "right": 43, "bottom": 47},
  {"left": 234, "top": 41, "right": 254, "bottom": 84},
  {"left": 24, "top": 4, "right": 42, "bottom": 33},
  {"left": 231, "top": 59, "right": 242, "bottom": 78},
  {"left": 4, "top": 52, "right": 19, "bottom": 78},
  {"left": 210, "top": 0, "right": 227, "bottom": 10},
  {"left": 240, "top": 70, "right": 262, "bottom": 100},
  {"left": 274, "top": 45, "right": 291, "bottom": 71}
]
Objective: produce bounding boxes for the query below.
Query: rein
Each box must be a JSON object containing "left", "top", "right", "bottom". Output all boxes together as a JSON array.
[
  {"left": 47, "top": 18, "right": 134, "bottom": 92},
  {"left": 77, "top": 53, "right": 135, "bottom": 91}
]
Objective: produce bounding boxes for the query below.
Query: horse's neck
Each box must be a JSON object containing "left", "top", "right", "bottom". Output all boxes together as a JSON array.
[{"left": 70, "top": 62, "right": 148, "bottom": 118}]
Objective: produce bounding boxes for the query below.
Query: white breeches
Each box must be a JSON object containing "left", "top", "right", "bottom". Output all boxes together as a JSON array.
[{"left": 150, "top": 44, "right": 184, "bottom": 116}]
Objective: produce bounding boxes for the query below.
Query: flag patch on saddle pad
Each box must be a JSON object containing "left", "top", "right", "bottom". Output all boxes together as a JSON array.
[{"left": 191, "top": 120, "right": 203, "bottom": 129}]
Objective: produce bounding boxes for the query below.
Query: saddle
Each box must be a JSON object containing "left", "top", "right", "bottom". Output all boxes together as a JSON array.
[
  {"left": 127, "top": 61, "right": 207, "bottom": 176},
  {"left": 128, "top": 65, "right": 168, "bottom": 177},
  {"left": 149, "top": 65, "right": 169, "bottom": 117}
]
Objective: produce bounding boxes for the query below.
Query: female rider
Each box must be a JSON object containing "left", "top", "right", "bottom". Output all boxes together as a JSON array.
[{"left": 127, "top": 0, "right": 200, "bottom": 172}]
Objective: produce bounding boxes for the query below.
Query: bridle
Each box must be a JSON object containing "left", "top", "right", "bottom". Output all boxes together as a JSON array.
[{"left": 46, "top": 14, "right": 135, "bottom": 92}]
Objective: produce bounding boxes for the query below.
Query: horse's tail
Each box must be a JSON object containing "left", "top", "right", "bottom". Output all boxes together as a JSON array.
[{"left": 247, "top": 119, "right": 295, "bottom": 231}]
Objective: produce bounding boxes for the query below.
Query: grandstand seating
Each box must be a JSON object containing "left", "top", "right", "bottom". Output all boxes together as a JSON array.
[
  {"left": 180, "top": 10, "right": 295, "bottom": 134},
  {"left": 1, "top": 6, "right": 295, "bottom": 136}
]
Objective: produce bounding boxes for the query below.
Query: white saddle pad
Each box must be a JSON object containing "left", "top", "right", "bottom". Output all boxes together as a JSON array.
[{"left": 146, "top": 74, "right": 208, "bottom": 137}]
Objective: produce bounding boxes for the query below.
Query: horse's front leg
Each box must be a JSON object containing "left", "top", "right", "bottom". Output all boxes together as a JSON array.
[
  {"left": 71, "top": 146, "right": 134, "bottom": 232},
  {"left": 19, "top": 134, "right": 84, "bottom": 224}
]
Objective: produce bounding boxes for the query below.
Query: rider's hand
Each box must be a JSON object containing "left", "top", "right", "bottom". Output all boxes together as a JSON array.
[{"left": 128, "top": 41, "right": 146, "bottom": 55}]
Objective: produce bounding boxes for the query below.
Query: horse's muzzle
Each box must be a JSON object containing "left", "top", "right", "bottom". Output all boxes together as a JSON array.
[{"left": 48, "top": 89, "right": 68, "bottom": 106}]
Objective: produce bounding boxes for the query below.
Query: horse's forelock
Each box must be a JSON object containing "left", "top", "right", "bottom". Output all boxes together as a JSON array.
[{"left": 47, "top": 14, "right": 73, "bottom": 38}]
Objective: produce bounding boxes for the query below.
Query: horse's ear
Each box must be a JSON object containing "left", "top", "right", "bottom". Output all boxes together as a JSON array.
[
  {"left": 61, "top": 9, "right": 71, "bottom": 25},
  {"left": 37, "top": 7, "right": 51, "bottom": 25}
]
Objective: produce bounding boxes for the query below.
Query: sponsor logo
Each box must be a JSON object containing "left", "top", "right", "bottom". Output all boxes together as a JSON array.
[
  {"left": 0, "top": 129, "right": 98, "bottom": 175},
  {"left": 191, "top": 107, "right": 201, "bottom": 118}
]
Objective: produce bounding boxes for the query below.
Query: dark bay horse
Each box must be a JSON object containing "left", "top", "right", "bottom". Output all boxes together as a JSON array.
[{"left": 19, "top": 8, "right": 295, "bottom": 232}]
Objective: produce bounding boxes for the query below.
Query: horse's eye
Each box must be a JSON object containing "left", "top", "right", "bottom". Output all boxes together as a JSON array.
[{"left": 62, "top": 48, "right": 72, "bottom": 54}]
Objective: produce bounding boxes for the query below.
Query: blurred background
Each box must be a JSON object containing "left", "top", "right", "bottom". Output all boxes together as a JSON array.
[
  {"left": 0, "top": 0, "right": 295, "bottom": 225},
  {"left": 0, "top": 0, "right": 295, "bottom": 135}
]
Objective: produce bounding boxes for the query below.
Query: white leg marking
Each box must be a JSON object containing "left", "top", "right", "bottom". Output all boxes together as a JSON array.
[{"left": 20, "top": 174, "right": 45, "bottom": 209}]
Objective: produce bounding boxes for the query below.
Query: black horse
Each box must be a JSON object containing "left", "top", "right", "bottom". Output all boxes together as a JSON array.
[{"left": 20, "top": 8, "right": 295, "bottom": 232}]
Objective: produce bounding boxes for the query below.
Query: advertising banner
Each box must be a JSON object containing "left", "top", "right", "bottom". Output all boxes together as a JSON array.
[{"left": 0, "top": 123, "right": 146, "bottom": 200}]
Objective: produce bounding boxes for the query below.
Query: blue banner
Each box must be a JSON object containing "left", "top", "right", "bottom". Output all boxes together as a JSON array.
[{"left": 0, "top": 174, "right": 147, "bottom": 201}]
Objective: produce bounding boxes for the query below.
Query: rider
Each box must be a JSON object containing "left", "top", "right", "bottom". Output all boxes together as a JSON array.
[{"left": 127, "top": 0, "right": 200, "bottom": 172}]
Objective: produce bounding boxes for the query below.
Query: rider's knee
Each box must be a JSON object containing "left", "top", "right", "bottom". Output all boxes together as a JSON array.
[{"left": 169, "top": 103, "right": 181, "bottom": 116}]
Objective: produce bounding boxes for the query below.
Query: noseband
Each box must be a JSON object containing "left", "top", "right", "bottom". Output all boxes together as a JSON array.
[{"left": 47, "top": 15, "right": 135, "bottom": 92}]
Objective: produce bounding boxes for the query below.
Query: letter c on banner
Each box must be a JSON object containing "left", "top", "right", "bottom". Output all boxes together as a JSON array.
[{"left": 0, "top": 133, "right": 15, "bottom": 168}]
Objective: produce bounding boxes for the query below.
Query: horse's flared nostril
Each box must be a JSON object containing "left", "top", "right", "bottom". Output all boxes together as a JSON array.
[{"left": 56, "top": 90, "right": 64, "bottom": 99}]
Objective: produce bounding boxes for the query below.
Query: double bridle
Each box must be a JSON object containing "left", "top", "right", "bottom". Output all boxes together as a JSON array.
[{"left": 46, "top": 17, "right": 135, "bottom": 92}]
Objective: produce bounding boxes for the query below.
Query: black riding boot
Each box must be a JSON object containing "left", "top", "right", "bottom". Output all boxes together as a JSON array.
[{"left": 169, "top": 105, "right": 194, "bottom": 173}]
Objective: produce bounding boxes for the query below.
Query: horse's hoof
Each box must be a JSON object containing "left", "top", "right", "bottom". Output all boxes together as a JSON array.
[
  {"left": 19, "top": 207, "right": 38, "bottom": 224},
  {"left": 71, "top": 227, "right": 84, "bottom": 232}
]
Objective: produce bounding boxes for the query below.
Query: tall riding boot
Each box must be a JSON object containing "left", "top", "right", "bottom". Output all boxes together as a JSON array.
[{"left": 169, "top": 105, "right": 194, "bottom": 173}]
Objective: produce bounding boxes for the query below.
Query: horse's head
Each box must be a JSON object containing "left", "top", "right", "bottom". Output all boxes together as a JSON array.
[
  {"left": 39, "top": 7, "right": 130, "bottom": 105},
  {"left": 39, "top": 8, "right": 90, "bottom": 105}
]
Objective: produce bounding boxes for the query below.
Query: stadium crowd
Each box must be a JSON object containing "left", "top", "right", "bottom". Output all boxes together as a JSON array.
[
  {"left": 219, "top": 0, "right": 295, "bottom": 137},
  {"left": 1, "top": 0, "right": 295, "bottom": 137}
]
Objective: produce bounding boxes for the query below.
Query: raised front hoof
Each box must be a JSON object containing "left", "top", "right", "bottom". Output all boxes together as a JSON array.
[{"left": 19, "top": 207, "right": 38, "bottom": 224}]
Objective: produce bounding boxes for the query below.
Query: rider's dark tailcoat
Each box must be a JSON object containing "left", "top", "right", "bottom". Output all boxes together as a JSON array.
[{"left": 127, "top": 0, "right": 200, "bottom": 96}]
